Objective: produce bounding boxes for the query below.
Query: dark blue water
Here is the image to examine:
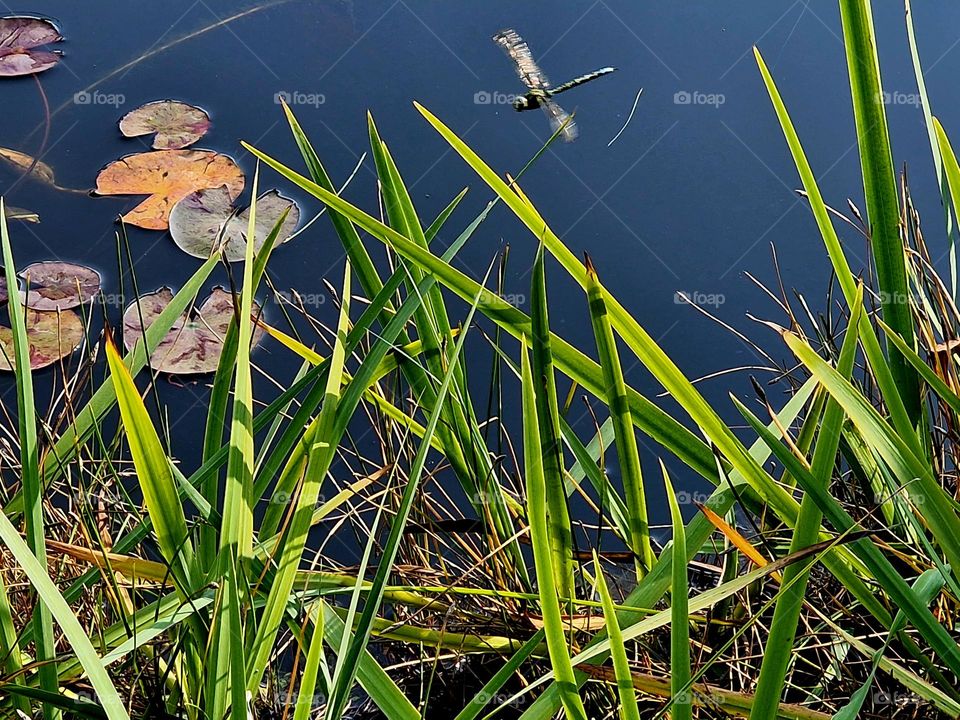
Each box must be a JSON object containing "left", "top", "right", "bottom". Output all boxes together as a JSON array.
[{"left": 3, "top": 1, "right": 959, "bottom": 536}]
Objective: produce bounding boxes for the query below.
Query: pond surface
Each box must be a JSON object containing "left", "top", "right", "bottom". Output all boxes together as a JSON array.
[{"left": 3, "top": 1, "right": 960, "bottom": 548}]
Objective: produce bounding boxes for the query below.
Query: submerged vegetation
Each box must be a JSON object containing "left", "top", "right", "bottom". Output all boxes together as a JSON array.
[{"left": 4, "top": 1, "right": 960, "bottom": 719}]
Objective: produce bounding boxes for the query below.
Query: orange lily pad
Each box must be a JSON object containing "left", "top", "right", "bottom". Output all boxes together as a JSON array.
[
  {"left": 94, "top": 150, "right": 244, "bottom": 230},
  {"left": 123, "top": 287, "right": 263, "bottom": 375},
  {"left": 0, "top": 307, "right": 84, "bottom": 370},
  {"left": 119, "top": 100, "right": 211, "bottom": 150}
]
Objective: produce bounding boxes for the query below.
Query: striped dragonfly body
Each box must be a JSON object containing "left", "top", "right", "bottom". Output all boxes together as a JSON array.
[{"left": 493, "top": 28, "right": 615, "bottom": 142}]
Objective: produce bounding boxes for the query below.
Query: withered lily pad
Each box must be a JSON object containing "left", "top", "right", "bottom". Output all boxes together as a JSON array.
[
  {"left": 94, "top": 149, "right": 244, "bottom": 230},
  {"left": 0, "top": 146, "right": 56, "bottom": 186},
  {"left": 0, "top": 17, "right": 62, "bottom": 77},
  {"left": 123, "top": 287, "right": 264, "bottom": 375},
  {"left": 19, "top": 261, "right": 101, "bottom": 310},
  {"left": 119, "top": 100, "right": 212, "bottom": 150},
  {"left": 0, "top": 307, "right": 84, "bottom": 370},
  {"left": 169, "top": 186, "right": 300, "bottom": 261}
]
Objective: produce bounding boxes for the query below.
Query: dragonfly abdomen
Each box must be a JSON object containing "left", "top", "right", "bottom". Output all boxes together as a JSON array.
[{"left": 548, "top": 66, "right": 616, "bottom": 96}]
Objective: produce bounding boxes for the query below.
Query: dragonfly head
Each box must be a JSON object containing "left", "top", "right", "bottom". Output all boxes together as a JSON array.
[{"left": 512, "top": 95, "right": 530, "bottom": 111}]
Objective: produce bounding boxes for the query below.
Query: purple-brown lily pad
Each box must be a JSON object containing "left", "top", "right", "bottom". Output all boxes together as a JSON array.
[
  {"left": 0, "top": 306, "right": 84, "bottom": 370},
  {"left": 123, "top": 287, "right": 264, "bottom": 375},
  {"left": 0, "top": 17, "right": 63, "bottom": 77},
  {"left": 169, "top": 186, "right": 300, "bottom": 261},
  {"left": 119, "top": 100, "right": 212, "bottom": 150},
  {"left": 19, "top": 261, "right": 101, "bottom": 310}
]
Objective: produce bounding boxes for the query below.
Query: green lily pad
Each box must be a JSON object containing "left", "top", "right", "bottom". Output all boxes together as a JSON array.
[
  {"left": 119, "top": 100, "right": 212, "bottom": 150},
  {"left": 19, "top": 262, "right": 101, "bottom": 311},
  {"left": 123, "top": 287, "right": 264, "bottom": 375},
  {"left": 168, "top": 186, "right": 300, "bottom": 261}
]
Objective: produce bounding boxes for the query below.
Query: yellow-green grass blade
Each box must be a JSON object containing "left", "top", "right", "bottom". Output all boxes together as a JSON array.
[
  {"left": 531, "top": 243, "right": 575, "bottom": 600},
  {"left": 935, "top": 116, "right": 960, "bottom": 296},
  {"left": 0, "top": 200, "right": 58, "bottom": 718},
  {"left": 593, "top": 552, "right": 641, "bottom": 720},
  {"left": 662, "top": 463, "right": 692, "bottom": 720},
  {"left": 837, "top": 0, "right": 920, "bottom": 423},
  {"left": 0, "top": 502, "right": 128, "bottom": 718},
  {"left": 200, "top": 208, "right": 289, "bottom": 567},
  {"left": 239, "top": 139, "right": 720, "bottom": 487},
  {"left": 733, "top": 398, "right": 960, "bottom": 675},
  {"left": 521, "top": 338, "right": 588, "bottom": 720},
  {"left": 246, "top": 262, "right": 351, "bottom": 691},
  {"left": 782, "top": 330, "right": 960, "bottom": 575},
  {"left": 750, "top": 288, "right": 862, "bottom": 719},
  {"left": 880, "top": 317, "right": 960, "bottom": 416},
  {"left": 219, "top": 165, "right": 260, "bottom": 561},
  {"left": 105, "top": 333, "right": 193, "bottom": 591},
  {"left": 753, "top": 47, "right": 920, "bottom": 456},
  {"left": 585, "top": 257, "right": 654, "bottom": 577},
  {"left": 0, "top": 529, "right": 29, "bottom": 716}
]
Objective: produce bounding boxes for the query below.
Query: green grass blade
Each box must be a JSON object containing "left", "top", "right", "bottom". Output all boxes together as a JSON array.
[
  {"left": 750, "top": 288, "right": 862, "bottom": 719},
  {"left": 838, "top": 0, "right": 919, "bottom": 422},
  {"left": 521, "top": 338, "right": 588, "bottom": 720},
  {"left": 733, "top": 398, "right": 960, "bottom": 676},
  {"left": 0, "top": 199, "right": 58, "bottom": 718},
  {"left": 219, "top": 166, "right": 260, "bottom": 561},
  {"left": 662, "top": 463, "right": 691, "bottom": 720},
  {"left": 531, "top": 244, "right": 575, "bottom": 599},
  {"left": 585, "top": 257, "right": 654, "bottom": 576},
  {"left": 592, "top": 555, "right": 641, "bottom": 720},
  {"left": 753, "top": 47, "right": 920, "bottom": 456},
  {"left": 246, "top": 262, "right": 351, "bottom": 691}
]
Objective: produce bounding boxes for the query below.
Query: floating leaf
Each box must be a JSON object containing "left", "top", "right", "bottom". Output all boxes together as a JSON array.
[
  {"left": 2, "top": 205, "right": 39, "bottom": 223},
  {"left": 0, "top": 146, "right": 56, "bottom": 185},
  {"left": 0, "top": 16, "right": 62, "bottom": 77},
  {"left": 169, "top": 186, "right": 300, "bottom": 261},
  {"left": 95, "top": 150, "right": 244, "bottom": 230},
  {"left": 119, "top": 100, "right": 212, "bottom": 150},
  {"left": 0, "top": 307, "right": 84, "bottom": 370},
  {"left": 123, "top": 287, "right": 263, "bottom": 375},
  {"left": 19, "top": 261, "right": 101, "bottom": 310}
]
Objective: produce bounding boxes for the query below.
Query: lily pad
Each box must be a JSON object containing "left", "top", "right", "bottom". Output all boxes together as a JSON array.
[
  {"left": 0, "top": 146, "right": 56, "bottom": 185},
  {"left": 119, "top": 100, "right": 212, "bottom": 150},
  {"left": 94, "top": 149, "right": 244, "bottom": 230},
  {"left": 123, "top": 287, "right": 264, "bottom": 375},
  {"left": 0, "top": 16, "right": 62, "bottom": 77},
  {"left": 19, "top": 262, "right": 101, "bottom": 310},
  {"left": 169, "top": 187, "right": 300, "bottom": 261},
  {"left": 0, "top": 307, "right": 84, "bottom": 370}
]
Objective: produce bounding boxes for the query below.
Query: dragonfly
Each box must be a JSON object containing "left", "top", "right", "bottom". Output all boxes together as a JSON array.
[{"left": 493, "top": 28, "right": 615, "bottom": 142}]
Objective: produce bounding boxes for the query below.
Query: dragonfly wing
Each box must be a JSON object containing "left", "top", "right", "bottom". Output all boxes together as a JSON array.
[
  {"left": 493, "top": 28, "right": 550, "bottom": 89},
  {"left": 542, "top": 98, "right": 578, "bottom": 142}
]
